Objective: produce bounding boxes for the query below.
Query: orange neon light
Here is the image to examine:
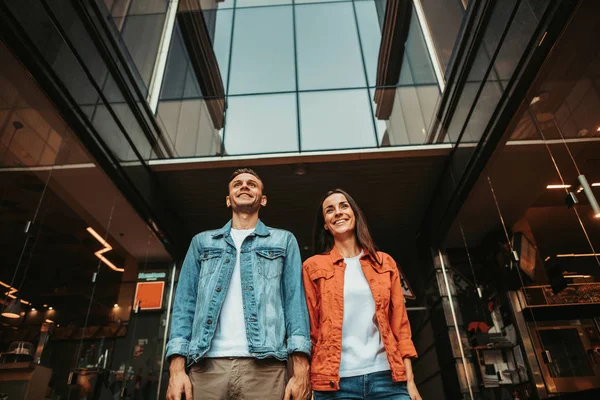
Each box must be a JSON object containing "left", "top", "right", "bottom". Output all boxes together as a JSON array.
[
  {"left": 0, "top": 281, "right": 31, "bottom": 305},
  {"left": 86, "top": 227, "right": 124, "bottom": 273}
]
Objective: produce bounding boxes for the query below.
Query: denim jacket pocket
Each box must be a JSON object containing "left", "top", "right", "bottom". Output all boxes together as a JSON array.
[
  {"left": 256, "top": 248, "right": 285, "bottom": 279},
  {"left": 198, "top": 248, "right": 223, "bottom": 278}
]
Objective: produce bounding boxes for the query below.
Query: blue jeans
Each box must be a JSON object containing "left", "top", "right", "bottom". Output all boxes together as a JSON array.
[{"left": 313, "top": 371, "right": 410, "bottom": 400}]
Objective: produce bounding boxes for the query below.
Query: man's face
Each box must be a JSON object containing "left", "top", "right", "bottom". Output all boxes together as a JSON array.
[{"left": 226, "top": 173, "right": 267, "bottom": 213}]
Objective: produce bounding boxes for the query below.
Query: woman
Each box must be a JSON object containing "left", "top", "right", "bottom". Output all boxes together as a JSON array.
[{"left": 302, "top": 189, "right": 421, "bottom": 400}]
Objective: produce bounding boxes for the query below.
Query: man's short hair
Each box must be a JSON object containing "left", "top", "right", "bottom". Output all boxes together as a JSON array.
[{"left": 230, "top": 168, "right": 264, "bottom": 189}]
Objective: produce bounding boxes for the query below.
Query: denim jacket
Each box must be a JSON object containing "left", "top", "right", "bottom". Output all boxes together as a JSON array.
[{"left": 166, "top": 220, "right": 311, "bottom": 364}]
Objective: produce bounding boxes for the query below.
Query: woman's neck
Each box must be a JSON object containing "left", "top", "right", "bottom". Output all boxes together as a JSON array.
[{"left": 334, "top": 235, "right": 361, "bottom": 258}]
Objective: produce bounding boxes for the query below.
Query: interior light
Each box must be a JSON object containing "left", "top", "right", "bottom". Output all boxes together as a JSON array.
[
  {"left": 597, "top": 126, "right": 600, "bottom": 132},
  {"left": 43, "top": 304, "right": 48, "bottom": 308},
  {"left": 45, "top": 319, "right": 54, "bottom": 324},
  {"left": 1, "top": 298, "right": 22, "bottom": 319},
  {"left": 114, "top": 304, "right": 119, "bottom": 308},
  {"left": 87, "top": 227, "right": 124, "bottom": 272},
  {"left": 563, "top": 274, "right": 592, "bottom": 279},
  {"left": 578, "top": 175, "right": 600, "bottom": 219},
  {"left": 593, "top": 183, "right": 600, "bottom": 187},
  {"left": 556, "top": 253, "right": 600, "bottom": 258},
  {"left": 0, "top": 281, "right": 31, "bottom": 306},
  {"left": 31, "top": 308, "right": 36, "bottom": 311},
  {"left": 48, "top": 306, "right": 53, "bottom": 310},
  {"left": 546, "top": 184, "right": 571, "bottom": 189}
]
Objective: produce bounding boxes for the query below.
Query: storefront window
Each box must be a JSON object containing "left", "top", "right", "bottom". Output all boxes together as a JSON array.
[
  {"left": 440, "top": 44, "right": 600, "bottom": 397},
  {"left": 0, "top": 40, "right": 173, "bottom": 400}
]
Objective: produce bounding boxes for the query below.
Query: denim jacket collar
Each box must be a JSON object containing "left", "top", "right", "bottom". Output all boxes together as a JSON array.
[{"left": 211, "top": 219, "right": 271, "bottom": 238}]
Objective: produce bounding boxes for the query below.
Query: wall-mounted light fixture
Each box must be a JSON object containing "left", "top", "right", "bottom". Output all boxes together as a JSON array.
[
  {"left": 547, "top": 184, "right": 571, "bottom": 189},
  {"left": 87, "top": 227, "right": 124, "bottom": 272}
]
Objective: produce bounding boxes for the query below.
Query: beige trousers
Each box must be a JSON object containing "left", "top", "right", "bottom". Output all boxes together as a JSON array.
[{"left": 189, "top": 358, "right": 286, "bottom": 400}]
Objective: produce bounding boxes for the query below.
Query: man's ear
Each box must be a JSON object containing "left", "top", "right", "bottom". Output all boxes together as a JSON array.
[
  {"left": 260, "top": 195, "right": 267, "bottom": 207},
  {"left": 226, "top": 196, "right": 231, "bottom": 208}
]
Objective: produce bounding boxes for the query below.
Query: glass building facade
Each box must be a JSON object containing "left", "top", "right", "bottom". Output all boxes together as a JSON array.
[
  {"left": 1, "top": 0, "right": 600, "bottom": 399},
  {"left": 156, "top": 0, "right": 445, "bottom": 157}
]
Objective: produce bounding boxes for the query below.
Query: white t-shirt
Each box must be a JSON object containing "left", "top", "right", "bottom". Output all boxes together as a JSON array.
[
  {"left": 339, "top": 251, "right": 391, "bottom": 377},
  {"left": 205, "top": 228, "right": 254, "bottom": 357}
]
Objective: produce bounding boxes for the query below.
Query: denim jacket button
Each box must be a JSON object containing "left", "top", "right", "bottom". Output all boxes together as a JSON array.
[
  {"left": 207, "top": 319, "right": 213, "bottom": 324},
  {"left": 225, "top": 258, "right": 230, "bottom": 263},
  {"left": 216, "top": 287, "right": 222, "bottom": 292}
]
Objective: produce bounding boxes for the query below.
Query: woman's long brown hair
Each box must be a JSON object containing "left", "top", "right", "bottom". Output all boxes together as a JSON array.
[{"left": 313, "top": 189, "right": 381, "bottom": 264}]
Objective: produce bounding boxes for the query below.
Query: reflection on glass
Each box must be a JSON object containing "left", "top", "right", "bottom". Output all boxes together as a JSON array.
[
  {"left": 213, "top": 9, "right": 234, "bottom": 91},
  {"left": 296, "top": 2, "right": 366, "bottom": 90},
  {"left": 355, "top": 0, "right": 382, "bottom": 87},
  {"left": 237, "top": 0, "right": 291, "bottom": 6},
  {"left": 160, "top": 24, "right": 195, "bottom": 100},
  {"left": 120, "top": 13, "right": 167, "bottom": 85},
  {"left": 157, "top": 99, "right": 222, "bottom": 157},
  {"left": 539, "top": 329, "right": 594, "bottom": 378},
  {"left": 420, "top": 0, "right": 466, "bottom": 75},
  {"left": 299, "top": 89, "right": 376, "bottom": 151},
  {"left": 403, "top": 12, "right": 437, "bottom": 86},
  {"left": 224, "top": 93, "right": 298, "bottom": 155},
  {"left": 228, "top": 6, "right": 295, "bottom": 95}
]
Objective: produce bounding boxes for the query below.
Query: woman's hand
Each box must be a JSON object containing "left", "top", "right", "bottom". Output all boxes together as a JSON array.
[
  {"left": 407, "top": 380, "right": 422, "bottom": 400},
  {"left": 403, "top": 358, "right": 422, "bottom": 400}
]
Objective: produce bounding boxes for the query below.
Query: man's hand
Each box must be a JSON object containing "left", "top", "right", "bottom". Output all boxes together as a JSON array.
[
  {"left": 167, "top": 356, "right": 193, "bottom": 400},
  {"left": 284, "top": 353, "right": 311, "bottom": 400}
]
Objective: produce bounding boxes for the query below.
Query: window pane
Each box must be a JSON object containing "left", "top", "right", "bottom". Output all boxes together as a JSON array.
[
  {"left": 355, "top": 0, "right": 382, "bottom": 87},
  {"left": 403, "top": 12, "right": 437, "bottom": 86},
  {"left": 296, "top": 2, "right": 366, "bottom": 90},
  {"left": 213, "top": 9, "right": 234, "bottom": 91},
  {"left": 296, "top": 0, "right": 347, "bottom": 4},
  {"left": 228, "top": 6, "right": 295, "bottom": 94},
  {"left": 236, "top": 0, "right": 291, "bottom": 7},
  {"left": 224, "top": 94, "right": 298, "bottom": 154},
  {"left": 300, "top": 89, "right": 376, "bottom": 151}
]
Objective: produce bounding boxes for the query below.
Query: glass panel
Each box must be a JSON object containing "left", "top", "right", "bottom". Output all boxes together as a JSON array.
[
  {"left": 224, "top": 93, "right": 298, "bottom": 155},
  {"left": 157, "top": 99, "right": 223, "bottom": 157},
  {"left": 237, "top": 0, "right": 291, "bottom": 6},
  {"left": 403, "top": 12, "right": 437, "bottom": 86},
  {"left": 354, "top": 0, "right": 382, "bottom": 87},
  {"left": 228, "top": 6, "right": 295, "bottom": 95},
  {"left": 420, "top": 0, "right": 467, "bottom": 74},
  {"left": 128, "top": 0, "right": 168, "bottom": 14},
  {"left": 299, "top": 89, "right": 376, "bottom": 151},
  {"left": 296, "top": 2, "right": 366, "bottom": 90},
  {"left": 296, "top": 0, "right": 347, "bottom": 4},
  {"left": 539, "top": 329, "right": 594, "bottom": 378},
  {"left": 120, "top": 13, "right": 167, "bottom": 85},
  {"left": 0, "top": 40, "right": 173, "bottom": 400}
]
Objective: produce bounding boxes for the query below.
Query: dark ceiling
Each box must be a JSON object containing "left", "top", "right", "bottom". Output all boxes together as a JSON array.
[{"left": 152, "top": 150, "right": 449, "bottom": 283}]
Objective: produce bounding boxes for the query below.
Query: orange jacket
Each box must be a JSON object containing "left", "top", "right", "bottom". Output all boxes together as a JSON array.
[{"left": 302, "top": 247, "right": 417, "bottom": 391}]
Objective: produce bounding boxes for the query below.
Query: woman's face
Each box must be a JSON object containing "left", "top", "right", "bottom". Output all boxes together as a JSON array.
[{"left": 322, "top": 193, "right": 356, "bottom": 238}]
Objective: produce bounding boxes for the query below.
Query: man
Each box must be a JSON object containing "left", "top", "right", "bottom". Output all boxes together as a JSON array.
[{"left": 166, "top": 168, "right": 311, "bottom": 400}]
